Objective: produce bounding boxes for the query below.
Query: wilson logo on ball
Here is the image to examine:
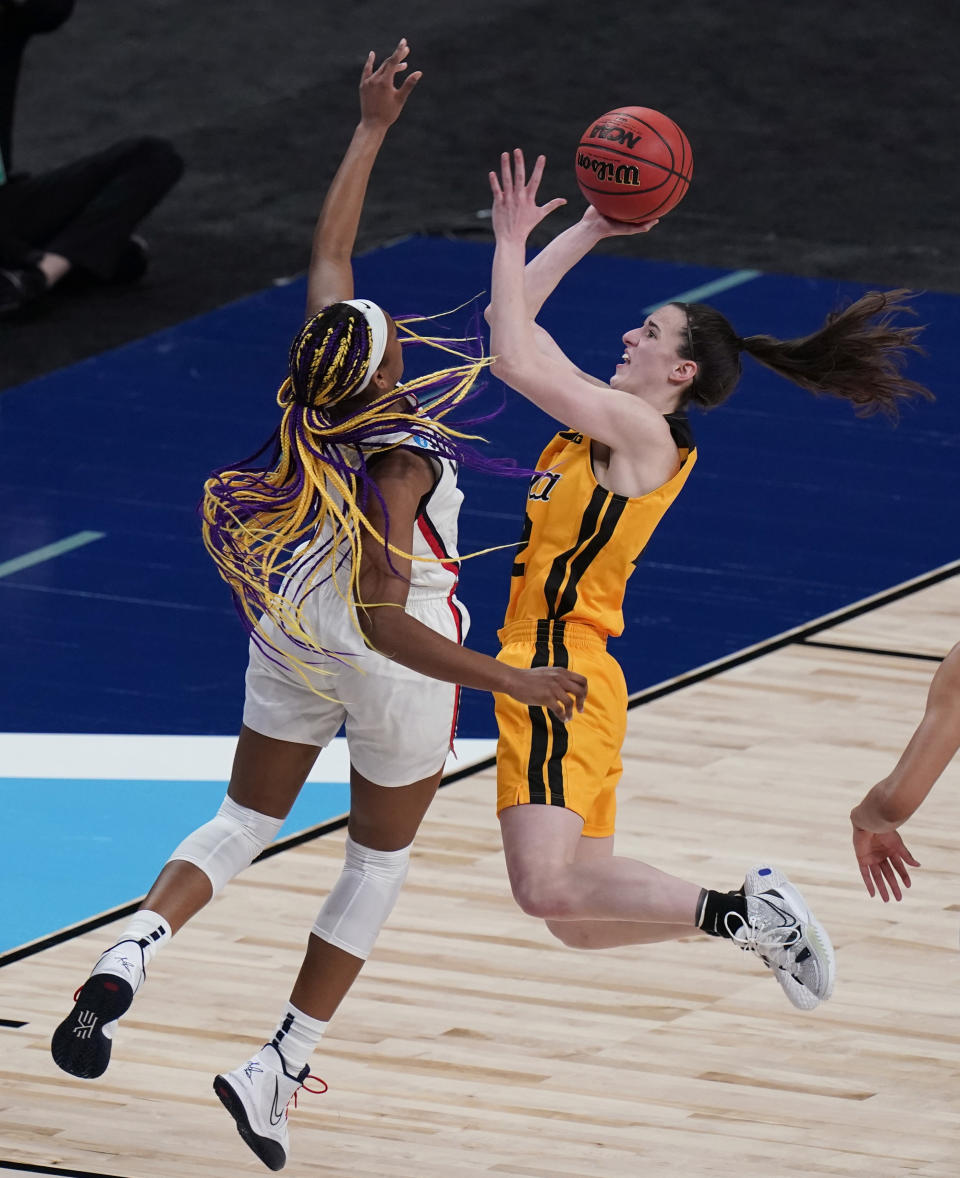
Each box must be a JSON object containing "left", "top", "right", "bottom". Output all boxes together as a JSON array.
[
  {"left": 575, "top": 105, "right": 693, "bottom": 223},
  {"left": 576, "top": 153, "right": 641, "bottom": 187}
]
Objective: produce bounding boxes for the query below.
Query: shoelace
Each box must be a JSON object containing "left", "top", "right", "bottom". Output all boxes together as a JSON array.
[
  {"left": 724, "top": 909, "right": 802, "bottom": 970},
  {"left": 291, "top": 1075, "right": 328, "bottom": 1110}
]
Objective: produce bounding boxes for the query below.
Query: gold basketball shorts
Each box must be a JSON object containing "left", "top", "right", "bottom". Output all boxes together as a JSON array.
[{"left": 494, "top": 618, "right": 628, "bottom": 838}]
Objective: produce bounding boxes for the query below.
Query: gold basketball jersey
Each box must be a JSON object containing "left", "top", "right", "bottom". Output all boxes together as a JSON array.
[{"left": 504, "top": 415, "right": 697, "bottom": 637}]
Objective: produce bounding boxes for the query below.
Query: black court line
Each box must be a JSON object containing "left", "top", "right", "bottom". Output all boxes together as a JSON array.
[
  {"left": 0, "top": 1163, "right": 132, "bottom": 1178},
  {"left": 626, "top": 558, "right": 959, "bottom": 712},
  {"left": 798, "top": 639, "right": 945, "bottom": 663},
  {"left": 2, "top": 556, "right": 958, "bottom": 975},
  {"left": 0, "top": 810, "right": 352, "bottom": 971},
  {"left": 0, "top": 1018, "right": 27, "bottom": 1027},
  {"left": 0, "top": 901, "right": 145, "bottom": 970}
]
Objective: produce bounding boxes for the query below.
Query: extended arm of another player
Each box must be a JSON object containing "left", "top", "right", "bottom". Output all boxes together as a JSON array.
[
  {"left": 354, "top": 450, "right": 586, "bottom": 721},
  {"left": 851, "top": 642, "right": 960, "bottom": 833},
  {"left": 304, "top": 40, "right": 421, "bottom": 319}
]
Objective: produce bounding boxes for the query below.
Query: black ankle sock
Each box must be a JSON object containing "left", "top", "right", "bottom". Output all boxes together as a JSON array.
[{"left": 696, "top": 887, "right": 748, "bottom": 938}]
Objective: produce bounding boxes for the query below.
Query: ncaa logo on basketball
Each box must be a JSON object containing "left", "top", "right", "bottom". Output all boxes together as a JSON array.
[{"left": 588, "top": 122, "right": 643, "bottom": 149}]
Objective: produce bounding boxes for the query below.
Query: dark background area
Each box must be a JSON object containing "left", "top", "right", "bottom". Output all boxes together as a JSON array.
[{"left": 2, "top": 0, "right": 958, "bottom": 390}]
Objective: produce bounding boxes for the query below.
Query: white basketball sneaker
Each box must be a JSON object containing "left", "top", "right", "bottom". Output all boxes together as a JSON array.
[
  {"left": 51, "top": 940, "right": 146, "bottom": 1078},
  {"left": 730, "top": 865, "right": 835, "bottom": 1009},
  {"left": 214, "top": 1042, "right": 312, "bottom": 1171}
]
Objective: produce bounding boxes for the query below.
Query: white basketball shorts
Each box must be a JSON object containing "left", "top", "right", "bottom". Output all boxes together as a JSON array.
[{"left": 242, "top": 586, "right": 469, "bottom": 787}]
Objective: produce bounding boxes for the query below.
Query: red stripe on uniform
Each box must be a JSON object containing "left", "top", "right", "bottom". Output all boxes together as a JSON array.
[{"left": 417, "top": 513, "right": 463, "bottom": 751}]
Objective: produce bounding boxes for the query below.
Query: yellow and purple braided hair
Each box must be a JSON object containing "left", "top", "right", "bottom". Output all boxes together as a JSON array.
[{"left": 201, "top": 301, "right": 509, "bottom": 683}]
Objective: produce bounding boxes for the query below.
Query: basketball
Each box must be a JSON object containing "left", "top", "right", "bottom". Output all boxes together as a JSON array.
[{"left": 574, "top": 106, "right": 693, "bottom": 223}]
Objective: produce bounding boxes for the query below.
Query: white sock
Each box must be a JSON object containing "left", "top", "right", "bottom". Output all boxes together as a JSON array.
[
  {"left": 270, "top": 1003, "right": 328, "bottom": 1074},
  {"left": 119, "top": 909, "right": 171, "bottom": 965},
  {"left": 85, "top": 912, "right": 170, "bottom": 1027}
]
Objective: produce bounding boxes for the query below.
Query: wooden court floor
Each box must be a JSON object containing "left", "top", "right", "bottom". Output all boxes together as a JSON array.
[{"left": 2, "top": 574, "right": 958, "bottom": 1178}]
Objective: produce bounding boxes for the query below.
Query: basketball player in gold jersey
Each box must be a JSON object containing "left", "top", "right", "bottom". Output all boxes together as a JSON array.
[{"left": 485, "top": 149, "right": 933, "bottom": 1010}]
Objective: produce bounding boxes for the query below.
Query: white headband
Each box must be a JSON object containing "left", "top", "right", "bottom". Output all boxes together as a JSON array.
[{"left": 344, "top": 298, "right": 389, "bottom": 392}]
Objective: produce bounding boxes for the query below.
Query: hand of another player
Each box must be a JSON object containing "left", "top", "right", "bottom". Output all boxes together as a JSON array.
[
  {"left": 489, "top": 149, "right": 567, "bottom": 243},
  {"left": 580, "top": 204, "right": 659, "bottom": 239},
  {"left": 851, "top": 825, "right": 920, "bottom": 901},
  {"left": 504, "top": 665, "right": 587, "bottom": 722},
  {"left": 359, "top": 38, "right": 422, "bottom": 128}
]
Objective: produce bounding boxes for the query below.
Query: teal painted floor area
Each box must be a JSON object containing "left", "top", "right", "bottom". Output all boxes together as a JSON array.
[{"left": 2, "top": 777, "right": 350, "bottom": 955}]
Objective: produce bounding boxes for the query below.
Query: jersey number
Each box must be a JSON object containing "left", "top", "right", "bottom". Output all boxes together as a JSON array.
[{"left": 528, "top": 471, "right": 562, "bottom": 502}]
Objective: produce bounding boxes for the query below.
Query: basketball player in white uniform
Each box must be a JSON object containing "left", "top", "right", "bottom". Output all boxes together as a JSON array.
[{"left": 51, "top": 42, "right": 585, "bottom": 1172}]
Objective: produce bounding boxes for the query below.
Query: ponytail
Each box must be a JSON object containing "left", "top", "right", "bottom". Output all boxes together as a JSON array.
[{"left": 677, "top": 290, "right": 931, "bottom": 417}]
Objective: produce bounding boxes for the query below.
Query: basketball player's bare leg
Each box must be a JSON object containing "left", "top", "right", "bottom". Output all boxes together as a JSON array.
[
  {"left": 541, "top": 833, "right": 705, "bottom": 948},
  {"left": 51, "top": 725, "right": 321, "bottom": 1079},
  {"left": 142, "top": 725, "right": 323, "bottom": 931},
  {"left": 500, "top": 803, "right": 835, "bottom": 1007},
  {"left": 500, "top": 804, "right": 702, "bottom": 928}
]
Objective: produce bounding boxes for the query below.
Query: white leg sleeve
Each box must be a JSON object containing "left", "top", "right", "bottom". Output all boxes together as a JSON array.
[
  {"left": 311, "top": 835, "right": 411, "bottom": 960},
  {"left": 168, "top": 795, "right": 283, "bottom": 896}
]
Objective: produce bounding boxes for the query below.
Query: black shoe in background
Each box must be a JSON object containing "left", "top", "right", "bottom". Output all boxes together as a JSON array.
[
  {"left": 0, "top": 262, "right": 48, "bottom": 318},
  {"left": 109, "top": 234, "right": 150, "bottom": 285}
]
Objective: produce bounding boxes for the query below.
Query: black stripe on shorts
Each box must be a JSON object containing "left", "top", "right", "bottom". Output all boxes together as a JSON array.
[
  {"left": 525, "top": 622, "right": 552, "bottom": 805},
  {"left": 544, "top": 621, "right": 569, "bottom": 807}
]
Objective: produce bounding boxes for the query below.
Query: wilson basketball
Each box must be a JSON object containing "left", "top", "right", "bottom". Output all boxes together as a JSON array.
[{"left": 575, "top": 106, "right": 693, "bottom": 223}]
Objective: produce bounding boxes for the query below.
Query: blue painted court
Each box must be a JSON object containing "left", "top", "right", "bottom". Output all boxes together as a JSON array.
[{"left": 2, "top": 238, "right": 958, "bottom": 955}]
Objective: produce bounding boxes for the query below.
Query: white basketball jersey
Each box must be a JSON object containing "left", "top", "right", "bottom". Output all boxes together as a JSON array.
[
  {"left": 404, "top": 436, "right": 463, "bottom": 595},
  {"left": 264, "top": 426, "right": 469, "bottom": 670},
  {"left": 309, "top": 427, "right": 465, "bottom": 609}
]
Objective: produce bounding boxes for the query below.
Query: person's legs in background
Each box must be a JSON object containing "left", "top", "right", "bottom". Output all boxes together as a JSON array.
[
  {"left": 0, "top": 137, "right": 183, "bottom": 316},
  {"left": 0, "top": 1, "right": 182, "bottom": 317}
]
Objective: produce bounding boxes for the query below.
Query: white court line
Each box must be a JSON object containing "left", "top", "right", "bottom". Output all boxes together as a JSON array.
[
  {"left": 643, "top": 268, "right": 761, "bottom": 313},
  {"left": 0, "top": 733, "right": 498, "bottom": 782},
  {"left": 0, "top": 530, "right": 105, "bottom": 579}
]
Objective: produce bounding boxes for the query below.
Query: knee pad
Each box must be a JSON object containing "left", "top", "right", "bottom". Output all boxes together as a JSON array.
[
  {"left": 168, "top": 795, "right": 283, "bottom": 897},
  {"left": 311, "top": 835, "right": 411, "bottom": 960}
]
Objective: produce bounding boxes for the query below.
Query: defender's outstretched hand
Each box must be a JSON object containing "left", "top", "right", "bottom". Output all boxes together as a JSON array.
[
  {"left": 360, "top": 38, "right": 422, "bottom": 128},
  {"left": 489, "top": 149, "right": 566, "bottom": 243},
  {"left": 305, "top": 38, "right": 421, "bottom": 318}
]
